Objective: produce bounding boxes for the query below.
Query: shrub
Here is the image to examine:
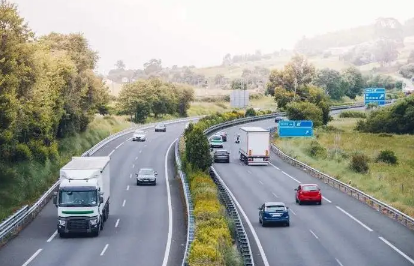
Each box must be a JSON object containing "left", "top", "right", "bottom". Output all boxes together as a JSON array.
[
  {"left": 350, "top": 153, "right": 370, "bottom": 173},
  {"left": 286, "top": 101, "right": 323, "bottom": 127},
  {"left": 245, "top": 107, "right": 256, "bottom": 117},
  {"left": 376, "top": 150, "right": 398, "bottom": 165},
  {"left": 339, "top": 111, "right": 366, "bottom": 118},
  {"left": 12, "top": 143, "right": 33, "bottom": 161},
  {"left": 307, "top": 140, "right": 327, "bottom": 158}
]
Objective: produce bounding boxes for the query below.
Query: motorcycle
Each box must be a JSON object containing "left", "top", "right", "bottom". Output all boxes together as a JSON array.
[{"left": 235, "top": 135, "right": 240, "bottom": 144}]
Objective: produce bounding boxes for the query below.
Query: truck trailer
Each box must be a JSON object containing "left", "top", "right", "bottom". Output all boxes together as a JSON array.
[
  {"left": 53, "top": 156, "right": 110, "bottom": 237},
  {"left": 238, "top": 127, "right": 270, "bottom": 166}
]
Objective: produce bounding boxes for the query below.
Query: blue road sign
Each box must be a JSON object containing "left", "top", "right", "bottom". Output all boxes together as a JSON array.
[
  {"left": 278, "top": 120, "right": 314, "bottom": 137},
  {"left": 364, "top": 88, "right": 386, "bottom": 106}
]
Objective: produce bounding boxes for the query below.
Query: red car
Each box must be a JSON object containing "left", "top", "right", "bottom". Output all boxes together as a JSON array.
[{"left": 295, "top": 184, "right": 322, "bottom": 205}]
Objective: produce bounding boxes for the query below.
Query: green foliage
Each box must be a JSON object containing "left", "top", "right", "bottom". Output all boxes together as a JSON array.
[
  {"left": 307, "top": 140, "right": 327, "bottom": 158},
  {"left": 185, "top": 127, "right": 212, "bottom": 172},
  {"left": 356, "top": 96, "right": 414, "bottom": 134},
  {"left": 244, "top": 107, "right": 256, "bottom": 117},
  {"left": 350, "top": 153, "right": 370, "bottom": 173},
  {"left": 339, "top": 111, "right": 367, "bottom": 118},
  {"left": 376, "top": 150, "right": 398, "bottom": 165},
  {"left": 313, "top": 68, "right": 347, "bottom": 100},
  {"left": 286, "top": 102, "right": 323, "bottom": 127}
]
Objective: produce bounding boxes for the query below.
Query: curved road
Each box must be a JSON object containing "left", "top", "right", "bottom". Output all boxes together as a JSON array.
[
  {"left": 212, "top": 118, "right": 414, "bottom": 266},
  {"left": 0, "top": 121, "right": 190, "bottom": 266}
]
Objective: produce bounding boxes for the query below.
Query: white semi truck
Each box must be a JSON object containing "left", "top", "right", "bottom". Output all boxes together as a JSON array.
[
  {"left": 238, "top": 127, "right": 270, "bottom": 166},
  {"left": 53, "top": 156, "right": 110, "bottom": 237}
]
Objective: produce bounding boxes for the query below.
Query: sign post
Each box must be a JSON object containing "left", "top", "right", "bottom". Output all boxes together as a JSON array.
[{"left": 278, "top": 120, "right": 314, "bottom": 138}]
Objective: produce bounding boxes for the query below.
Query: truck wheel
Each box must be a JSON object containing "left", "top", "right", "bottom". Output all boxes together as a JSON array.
[{"left": 59, "top": 232, "right": 66, "bottom": 238}]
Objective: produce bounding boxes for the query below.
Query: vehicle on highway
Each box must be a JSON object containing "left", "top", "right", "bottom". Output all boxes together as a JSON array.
[
  {"left": 136, "top": 168, "right": 157, "bottom": 185},
  {"left": 213, "top": 149, "right": 230, "bottom": 163},
  {"left": 258, "top": 202, "right": 290, "bottom": 227},
  {"left": 235, "top": 133, "right": 240, "bottom": 143},
  {"left": 274, "top": 116, "right": 284, "bottom": 123},
  {"left": 238, "top": 127, "right": 270, "bottom": 165},
  {"left": 132, "top": 129, "right": 146, "bottom": 141},
  {"left": 295, "top": 184, "right": 322, "bottom": 205},
  {"left": 217, "top": 131, "right": 227, "bottom": 141},
  {"left": 155, "top": 123, "right": 166, "bottom": 132},
  {"left": 209, "top": 134, "right": 224, "bottom": 148},
  {"left": 53, "top": 156, "right": 111, "bottom": 237}
]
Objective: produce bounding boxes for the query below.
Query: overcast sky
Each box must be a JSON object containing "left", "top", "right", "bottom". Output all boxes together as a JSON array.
[{"left": 12, "top": 0, "right": 414, "bottom": 74}]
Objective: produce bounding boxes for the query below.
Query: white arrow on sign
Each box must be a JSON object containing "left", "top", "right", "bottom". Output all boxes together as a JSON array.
[{"left": 379, "top": 94, "right": 384, "bottom": 99}]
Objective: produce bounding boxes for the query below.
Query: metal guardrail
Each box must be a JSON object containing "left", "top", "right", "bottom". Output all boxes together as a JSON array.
[
  {"left": 270, "top": 144, "right": 414, "bottom": 231},
  {"left": 175, "top": 136, "right": 195, "bottom": 266},
  {"left": 0, "top": 116, "right": 203, "bottom": 247}
]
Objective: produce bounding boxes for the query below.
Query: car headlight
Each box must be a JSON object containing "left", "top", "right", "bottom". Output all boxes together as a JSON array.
[
  {"left": 90, "top": 218, "right": 98, "bottom": 225},
  {"left": 58, "top": 220, "right": 66, "bottom": 226}
]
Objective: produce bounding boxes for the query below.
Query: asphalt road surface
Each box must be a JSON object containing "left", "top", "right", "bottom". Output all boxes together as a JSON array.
[
  {"left": 212, "top": 118, "right": 414, "bottom": 266},
  {"left": 0, "top": 122, "right": 190, "bottom": 266}
]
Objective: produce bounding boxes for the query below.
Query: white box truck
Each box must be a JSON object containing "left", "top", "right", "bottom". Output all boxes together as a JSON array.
[
  {"left": 53, "top": 156, "right": 110, "bottom": 237},
  {"left": 238, "top": 127, "right": 270, "bottom": 165}
]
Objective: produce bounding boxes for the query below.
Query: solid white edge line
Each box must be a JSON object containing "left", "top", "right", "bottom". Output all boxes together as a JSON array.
[
  {"left": 336, "top": 206, "right": 373, "bottom": 232},
  {"left": 379, "top": 237, "right": 414, "bottom": 264},
  {"left": 336, "top": 258, "right": 344, "bottom": 266},
  {"left": 115, "top": 219, "right": 120, "bottom": 228},
  {"left": 309, "top": 229, "right": 319, "bottom": 239},
  {"left": 213, "top": 167, "right": 270, "bottom": 266},
  {"left": 22, "top": 248, "right": 42, "bottom": 266},
  {"left": 100, "top": 244, "right": 109, "bottom": 256},
  {"left": 161, "top": 139, "right": 176, "bottom": 266},
  {"left": 280, "top": 170, "right": 302, "bottom": 184},
  {"left": 322, "top": 196, "right": 332, "bottom": 203},
  {"left": 122, "top": 200, "right": 126, "bottom": 207},
  {"left": 46, "top": 230, "right": 57, "bottom": 242},
  {"left": 115, "top": 142, "right": 124, "bottom": 149},
  {"left": 108, "top": 150, "right": 115, "bottom": 157}
]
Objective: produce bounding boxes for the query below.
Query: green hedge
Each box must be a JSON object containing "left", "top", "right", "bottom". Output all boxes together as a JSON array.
[{"left": 182, "top": 109, "right": 271, "bottom": 265}]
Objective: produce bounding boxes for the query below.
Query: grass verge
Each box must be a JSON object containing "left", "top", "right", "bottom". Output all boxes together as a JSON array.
[{"left": 273, "top": 115, "right": 414, "bottom": 217}]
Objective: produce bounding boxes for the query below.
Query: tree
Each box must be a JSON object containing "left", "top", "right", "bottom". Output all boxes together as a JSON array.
[
  {"left": 115, "top": 60, "right": 125, "bottom": 70},
  {"left": 231, "top": 79, "right": 247, "bottom": 90},
  {"left": 408, "top": 50, "right": 414, "bottom": 64},
  {"left": 375, "top": 17, "right": 404, "bottom": 44},
  {"left": 313, "top": 68, "right": 347, "bottom": 100},
  {"left": 341, "top": 67, "right": 364, "bottom": 99},
  {"left": 185, "top": 126, "right": 212, "bottom": 171},
  {"left": 373, "top": 39, "right": 399, "bottom": 66},
  {"left": 286, "top": 102, "right": 323, "bottom": 127},
  {"left": 144, "top": 58, "right": 162, "bottom": 75}
]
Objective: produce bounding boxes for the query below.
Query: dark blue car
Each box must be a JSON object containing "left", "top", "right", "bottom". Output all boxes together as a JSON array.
[{"left": 258, "top": 202, "right": 290, "bottom": 227}]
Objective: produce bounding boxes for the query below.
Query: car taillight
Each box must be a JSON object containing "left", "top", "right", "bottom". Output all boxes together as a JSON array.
[
  {"left": 248, "top": 158, "right": 253, "bottom": 161},
  {"left": 264, "top": 158, "right": 269, "bottom": 161}
]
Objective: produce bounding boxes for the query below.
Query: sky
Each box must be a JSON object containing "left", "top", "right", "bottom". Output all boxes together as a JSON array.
[{"left": 11, "top": 0, "right": 414, "bottom": 75}]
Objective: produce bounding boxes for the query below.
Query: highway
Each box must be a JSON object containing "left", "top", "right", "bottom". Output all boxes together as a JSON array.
[
  {"left": 212, "top": 118, "right": 414, "bottom": 266},
  {"left": 0, "top": 122, "right": 189, "bottom": 266}
]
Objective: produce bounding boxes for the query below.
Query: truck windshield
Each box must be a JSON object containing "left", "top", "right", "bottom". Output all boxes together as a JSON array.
[{"left": 59, "top": 190, "right": 98, "bottom": 207}]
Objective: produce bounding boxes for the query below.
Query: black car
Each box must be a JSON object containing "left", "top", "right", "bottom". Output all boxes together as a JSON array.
[
  {"left": 275, "top": 116, "right": 284, "bottom": 123},
  {"left": 217, "top": 131, "right": 227, "bottom": 142},
  {"left": 213, "top": 150, "right": 230, "bottom": 163}
]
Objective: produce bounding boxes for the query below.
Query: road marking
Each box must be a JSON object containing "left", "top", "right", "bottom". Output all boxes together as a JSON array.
[
  {"left": 289, "top": 208, "right": 296, "bottom": 215},
  {"left": 46, "top": 230, "right": 57, "bottom": 242},
  {"left": 281, "top": 171, "right": 301, "bottom": 184},
  {"left": 247, "top": 170, "right": 252, "bottom": 174},
  {"left": 135, "top": 156, "right": 138, "bottom": 160},
  {"left": 336, "top": 258, "right": 344, "bottom": 266},
  {"left": 139, "top": 150, "right": 142, "bottom": 153},
  {"left": 259, "top": 180, "right": 263, "bottom": 185},
  {"left": 379, "top": 237, "right": 414, "bottom": 264},
  {"left": 272, "top": 192, "right": 278, "bottom": 198},
  {"left": 115, "top": 219, "right": 120, "bottom": 228},
  {"left": 336, "top": 206, "right": 373, "bottom": 232},
  {"left": 115, "top": 142, "right": 124, "bottom": 149},
  {"left": 108, "top": 150, "right": 115, "bottom": 157},
  {"left": 127, "top": 137, "right": 132, "bottom": 141},
  {"left": 323, "top": 196, "right": 332, "bottom": 203},
  {"left": 132, "top": 164, "right": 135, "bottom": 168},
  {"left": 129, "top": 174, "right": 132, "bottom": 179},
  {"left": 269, "top": 163, "right": 280, "bottom": 170},
  {"left": 22, "top": 249, "right": 42, "bottom": 266},
  {"left": 161, "top": 139, "right": 176, "bottom": 266},
  {"left": 126, "top": 185, "right": 130, "bottom": 191},
  {"left": 213, "top": 168, "right": 270, "bottom": 266},
  {"left": 100, "top": 244, "right": 109, "bottom": 256},
  {"left": 309, "top": 229, "right": 319, "bottom": 239},
  {"left": 122, "top": 200, "right": 126, "bottom": 207}
]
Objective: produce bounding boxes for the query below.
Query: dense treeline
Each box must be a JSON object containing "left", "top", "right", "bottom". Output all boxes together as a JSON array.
[
  {"left": 116, "top": 78, "right": 195, "bottom": 123},
  {"left": 0, "top": 2, "right": 109, "bottom": 180}
]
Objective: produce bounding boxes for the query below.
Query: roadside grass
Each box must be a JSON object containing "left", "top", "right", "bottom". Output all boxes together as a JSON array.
[{"left": 273, "top": 116, "right": 414, "bottom": 217}]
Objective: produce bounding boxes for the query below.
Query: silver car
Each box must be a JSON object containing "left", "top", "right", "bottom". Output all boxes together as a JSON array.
[
  {"left": 132, "top": 130, "right": 146, "bottom": 141},
  {"left": 136, "top": 168, "right": 157, "bottom": 186},
  {"left": 155, "top": 123, "right": 166, "bottom": 132}
]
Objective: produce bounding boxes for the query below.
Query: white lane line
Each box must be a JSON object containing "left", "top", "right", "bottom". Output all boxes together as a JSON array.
[
  {"left": 309, "top": 229, "right": 319, "bottom": 239},
  {"left": 323, "top": 196, "right": 332, "bottom": 203},
  {"left": 108, "top": 150, "right": 115, "bottom": 157},
  {"left": 269, "top": 162, "right": 280, "bottom": 170},
  {"left": 272, "top": 192, "right": 278, "bottom": 198},
  {"left": 161, "top": 139, "right": 176, "bottom": 266},
  {"left": 336, "top": 206, "right": 373, "bottom": 232},
  {"left": 213, "top": 168, "right": 270, "bottom": 266},
  {"left": 281, "top": 171, "right": 301, "bottom": 184},
  {"left": 127, "top": 137, "right": 132, "bottom": 141},
  {"left": 46, "top": 230, "right": 57, "bottom": 242},
  {"left": 132, "top": 164, "right": 135, "bottom": 168},
  {"left": 336, "top": 258, "right": 344, "bottom": 266},
  {"left": 247, "top": 170, "right": 252, "bottom": 174},
  {"left": 129, "top": 174, "right": 132, "bottom": 179},
  {"left": 22, "top": 249, "right": 42, "bottom": 266},
  {"left": 122, "top": 200, "right": 126, "bottom": 207},
  {"left": 115, "top": 219, "right": 120, "bottom": 228},
  {"left": 126, "top": 185, "right": 130, "bottom": 191},
  {"left": 100, "top": 244, "right": 109, "bottom": 256},
  {"left": 289, "top": 208, "right": 296, "bottom": 215},
  {"left": 139, "top": 150, "right": 142, "bottom": 153},
  {"left": 379, "top": 237, "right": 414, "bottom": 264},
  {"left": 135, "top": 156, "right": 138, "bottom": 160},
  {"left": 259, "top": 180, "right": 263, "bottom": 185},
  {"left": 115, "top": 142, "right": 124, "bottom": 149}
]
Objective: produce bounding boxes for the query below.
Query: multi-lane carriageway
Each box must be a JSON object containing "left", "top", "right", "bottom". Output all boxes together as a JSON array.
[{"left": 0, "top": 115, "right": 413, "bottom": 266}]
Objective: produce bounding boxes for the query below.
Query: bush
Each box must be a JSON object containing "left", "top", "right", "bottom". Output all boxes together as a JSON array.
[
  {"left": 245, "top": 107, "right": 256, "bottom": 117},
  {"left": 307, "top": 140, "right": 327, "bottom": 158},
  {"left": 339, "top": 111, "right": 366, "bottom": 118},
  {"left": 286, "top": 101, "right": 323, "bottom": 127},
  {"left": 376, "top": 150, "right": 398, "bottom": 165},
  {"left": 350, "top": 153, "right": 370, "bottom": 173}
]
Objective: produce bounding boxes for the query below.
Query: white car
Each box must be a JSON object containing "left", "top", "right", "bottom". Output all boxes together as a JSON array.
[
  {"left": 132, "top": 130, "right": 146, "bottom": 141},
  {"left": 136, "top": 168, "right": 157, "bottom": 185}
]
